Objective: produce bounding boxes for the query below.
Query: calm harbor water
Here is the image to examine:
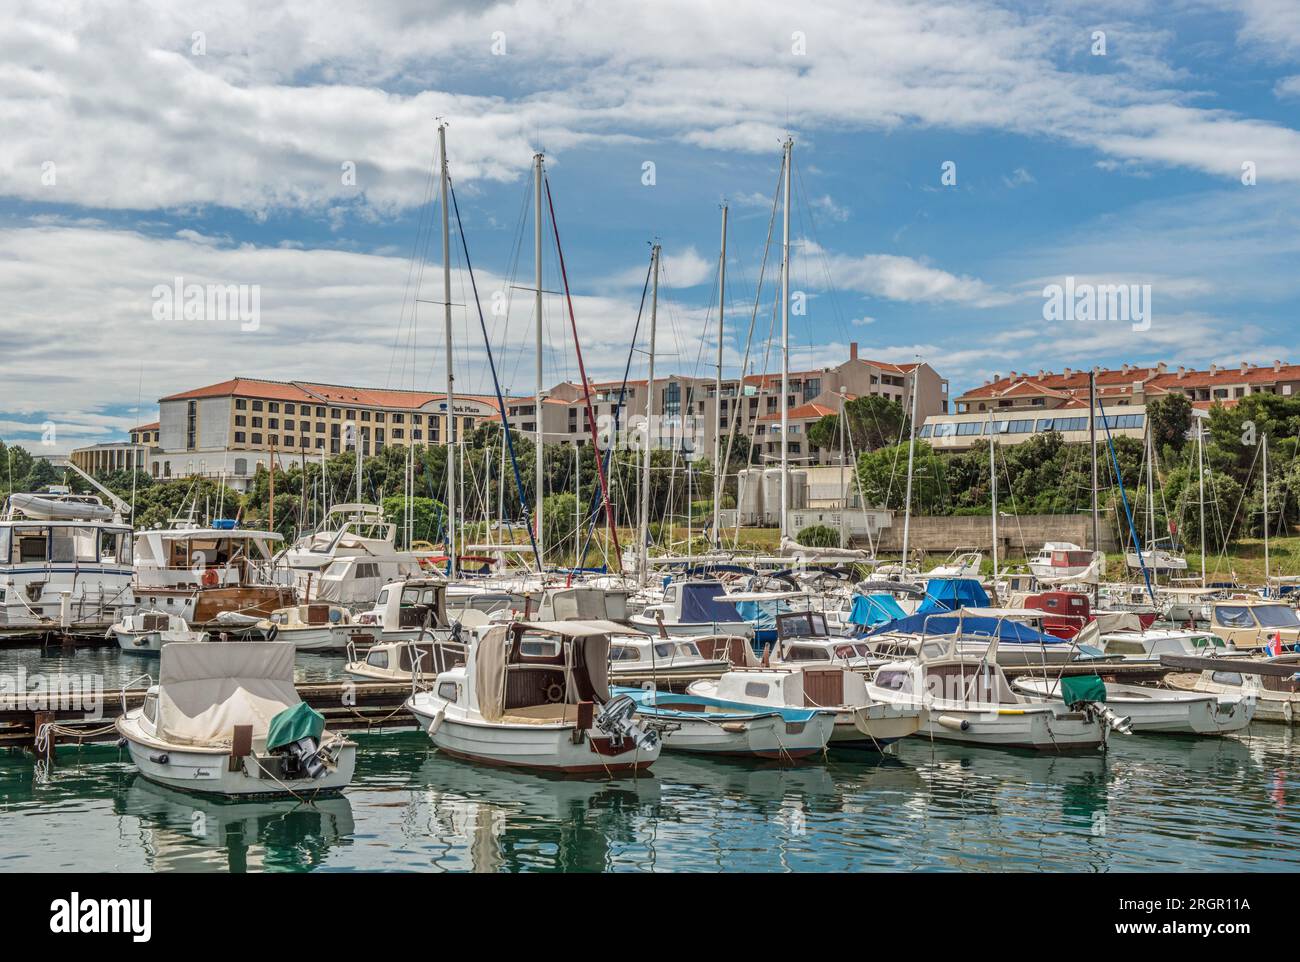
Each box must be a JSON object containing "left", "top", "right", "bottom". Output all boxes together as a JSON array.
[{"left": 1, "top": 647, "right": 1297, "bottom": 872}]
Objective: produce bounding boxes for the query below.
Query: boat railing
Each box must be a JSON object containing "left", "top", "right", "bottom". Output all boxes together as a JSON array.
[{"left": 120, "top": 673, "right": 154, "bottom": 715}]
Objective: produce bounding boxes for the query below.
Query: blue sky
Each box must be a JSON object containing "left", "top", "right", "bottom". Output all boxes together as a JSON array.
[{"left": 2, "top": 0, "right": 1299, "bottom": 454}]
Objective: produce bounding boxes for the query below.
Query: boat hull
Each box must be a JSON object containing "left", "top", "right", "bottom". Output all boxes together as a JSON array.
[{"left": 407, "top": 698, "right": 659, "bottom": 773}]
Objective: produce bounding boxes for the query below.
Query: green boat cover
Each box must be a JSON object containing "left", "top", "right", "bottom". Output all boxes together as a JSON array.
[
  {"left": 1060, "top": 674, "right": 1107, "bottom": 706},
  {"left": 266, "top": 702, "right": 325, "bottom": 751}
]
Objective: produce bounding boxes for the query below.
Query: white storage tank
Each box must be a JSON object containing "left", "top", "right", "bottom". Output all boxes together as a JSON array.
[
  {"left": 790, "top": 469, "right": 809, "bottom": 511},
  {"left": 737, "top": 468, "right": 764, "bottom": 525},
  {"left": 762, "top": 468, "right": 784, "bottom": 526}
]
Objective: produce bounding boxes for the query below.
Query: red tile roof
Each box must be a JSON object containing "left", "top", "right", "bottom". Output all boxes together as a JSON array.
[
  {"left": 160, "top": 378, "right": 502, "bottom": 412},
  {"left": 757, "top": 402, "right": 837, "bottom": 422},
  {"left": 130, "top": 421, "right": 160, "bottom": 432},
  {"left": 959, "top": 363, "right": 1300, "bottom": 402}
]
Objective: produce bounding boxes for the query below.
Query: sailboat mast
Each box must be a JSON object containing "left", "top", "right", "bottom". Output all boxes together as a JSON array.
[
  {"left": 839, "top": 386, "right": 847, "bottom": 548},
  {"left": 712, "top": 203, "right": 727, "bottom": 550},
  {"left": 1198, "top": 415, "right": 1206, "bottom": 588},
  {"left": 779, "top": 137, "right": 793, "bottom": 540},
  {"left": 1263, "top": 433, "right": 1271, "bottom": 587},
  {"left": 639, "top": 244, "right": 661, "bottom": 586},
  {"left": 533, "top": 152, "right": 545, "bottom": 570},
  {"left": 439, "top": 123, "right": 457, "bottom": 579},
  {"left": 990, "top": 413, "right": 999, "bottom": 587},
  {"left": 901, "top": 363, "right": 919, "bottom": 572},
  {"left": 1089, "top": 371, "right": 1100, "bottom": 554}
]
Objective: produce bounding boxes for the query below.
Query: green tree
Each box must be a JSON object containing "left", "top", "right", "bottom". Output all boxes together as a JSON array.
[
  {"left": 796, "top": 524, "right": 839, "bottom": 547},
  {"left": 1146, "top": 393, "right": 1192, "bottom": 455}
]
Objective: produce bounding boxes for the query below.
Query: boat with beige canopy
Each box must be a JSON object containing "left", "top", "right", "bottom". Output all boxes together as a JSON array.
[{"left": 405, "top": 620, "right": 661, "bottom": 774}]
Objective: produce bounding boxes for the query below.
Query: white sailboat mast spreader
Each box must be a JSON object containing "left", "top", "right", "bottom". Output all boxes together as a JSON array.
[
  {"left": 439, "top": 123, "right": 457, "bottom": 579},
  {"left": 779, "top": 137, "right": 793, "bottom": 539}
]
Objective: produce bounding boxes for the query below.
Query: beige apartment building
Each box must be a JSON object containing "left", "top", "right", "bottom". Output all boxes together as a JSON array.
[{"left": 505, "top": 343, "right": 949, "bottom": 465}]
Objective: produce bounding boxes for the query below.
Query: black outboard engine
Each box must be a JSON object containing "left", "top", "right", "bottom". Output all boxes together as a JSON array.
[{"left": 279, "top": 736, "right": 329, "bottom": 779}]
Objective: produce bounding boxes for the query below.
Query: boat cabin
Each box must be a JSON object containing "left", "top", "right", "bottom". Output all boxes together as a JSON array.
[
  {"left": 1020, "top": 590, "right": 1091, "bottom": 639},
  {"left": 1209, "top": 599, "right": 1300, "bottom": 650},
  {"left": 359, "top": 579, "right": 450, "bottom": 631}
]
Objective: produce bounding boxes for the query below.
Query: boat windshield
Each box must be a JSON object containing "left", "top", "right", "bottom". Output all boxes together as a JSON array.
[
  {"left": 1253, "top": 605, "right": 1300, "bottom": 629},
  {"left": 1215, "top": 605, "right": 1256, "bottom": 628}
]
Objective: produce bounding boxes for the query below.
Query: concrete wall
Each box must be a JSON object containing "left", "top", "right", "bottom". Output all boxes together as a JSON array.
[{"left": 870, "top": 512, "right": 1118, "bottom": 556}]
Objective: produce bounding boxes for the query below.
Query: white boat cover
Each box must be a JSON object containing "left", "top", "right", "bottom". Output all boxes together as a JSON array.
[
  {"left": 157, "top": 642, "right": 299, "bottom": 746},
  {"left": 8, "top": 493, "right": 113, "bottom": 521}
]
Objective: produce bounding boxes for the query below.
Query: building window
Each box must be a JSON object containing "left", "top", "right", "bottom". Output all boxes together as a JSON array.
[
  {"left": 284, "top": 419, "right": 295, "bottom": 430},
  {"left": 269, "top": 402, "right": 279, "bottom": 413},
  {"left": 284, "top": 403, "right": 295, "bottom": 414},
  {"left": 251, "top": 433, "right": 263, "bottom": 444},
  {"left": 375, "top": 412, "right": 386, "bottom": 423},
  {"left": 235, "top": 415, "right": 246, "bottom": 426},
  {"left": 268, "top": 418, "right": 278, "bottom": 429},
  {"left": 186, "top": 400, "right": 197, "bottom": 450},
  {"left": 234, "top": 432, "right": 246, "bottom": 443},
  {"left": 331, "top": 408, "right": 341, "bottom": 419},
  {"left": 235, "top": 398, "right": 247, "bottom": 410},
  {"left": 346, "top": 408, "right": 356, "bottom": 420},
  {"left": 393, "top": 413, "right": 404, "bottom": 424},
  {"left": 251, "top": 417, "right": 263, "bottom": 428},
  {"left": 252, "top": 400, "right": 264, "bottom": 411},
  {"left": 361, "top": 410, "right": 370, "bottom": 421}
]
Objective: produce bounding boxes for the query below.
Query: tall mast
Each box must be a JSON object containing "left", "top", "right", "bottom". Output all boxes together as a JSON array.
[
  {"left": 1089, "top": 371, "right": 1100, "bottom": 555},
  {"left": 900, "top": 362, "right": 920, "bottom": 573},
  {"left": 712, "top": 203, "right": 728, "bottom": 550},
  {"left": 439, "top": 123, "right": 457, "bottom": 578},
  {"left": 990, "top": 412, "right": 999, "bottom": 588},
  {"left": 1264, "top": 433, "right": 1271, "bottom": 587},
  {"left": 639, "top": 244, "right": 661, "bottom": 586},
  {"left": 1198, "top": 415, "right": 1206, "bottom": 588},
  {"left": 780, "top": 137, "right": 792, "bottom": 539},
  {"left": 533, "top": 151, "right": 545, "bottom": 570},
  {"left": 838, "top": 386, "right": 847, "bottom": 548}
]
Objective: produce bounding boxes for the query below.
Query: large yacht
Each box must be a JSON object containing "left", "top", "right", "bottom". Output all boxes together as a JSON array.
[{"left": 0, "top": 482, "right": 135, "bottom": 637}]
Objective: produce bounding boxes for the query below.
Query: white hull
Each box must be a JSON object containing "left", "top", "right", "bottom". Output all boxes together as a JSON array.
[
  {"left": 871, "top": 688, "right": 1104, "bottom": 750},
  {"left": 655, "top": 711, "right": 834, "bottom": 758},
  {"left": 407, "top": 696, "right": 659, "bottom": 773},
  {"left": 1014, "top": 678, "right": 1255, "bottom": 735},
  {"left": 279, "top": 624, "right": 380, "bottom": 652},
  {"left": 117, "top": 717, "right": 356, "bottom": 797}
]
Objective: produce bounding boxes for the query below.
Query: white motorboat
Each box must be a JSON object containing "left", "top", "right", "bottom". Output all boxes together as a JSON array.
[
  {"left": 1, "top": 480, "right": 135, "bottom": 637},
  {"left": 687, "top": 664, "right": 923, "bottom": 750},
  {"left": 1027, "top": 542, "right": 1102, "bottom": 582},
  {"left": 116, "top": 642, "right": 357, "bottom": 797},
  {"left": 405, "top": 620, "right": 661, "bottom": 774},
  {"left": 344, "top": 633, "right": 468, "bottom": 684},
  {"left": 279, "top": 503, "right": 424, "bottom": 607},
  {"left": 110, "top": 611, "right": 208, "bottom": 654},
  {"left": 1166, "top": 653, "right": 1300, "bottom": 725},
  {"left": 1096, "top": 627, "right": 1235, "bottom": 661},
  {"left": 607, "top": 633, "right": 733, "bottom": 686},
  {"left": 132, "top": 523, "right": 296, "bottom": 631},
  {"left": 618, "top": 684, "right": 836, "bottom": 759},
  {"left": 355, "top": 577, "right": 457, "bottom": 643},
  {"left": 1012, "top": 675, "right": 1254, "bottom": 735},
  {"left": 867, "top": 635, "right": 1117, "bottom": 751},
  {"left": 627, "top": 579, "right": 754, "bottom": 639},
  {"left": 261, "top": 602, "right": 379, "bottom": 652},
  {"left": 924, "top": 550, "right": 984, "bottom": 579},
  {"left": 769, "top": 610, "right": 880, "bottom": 671}
]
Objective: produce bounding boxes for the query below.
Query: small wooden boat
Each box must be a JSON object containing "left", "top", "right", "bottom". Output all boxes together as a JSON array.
[
  {"left": 116, "top": 642, "right": 357, "bottom": 797},
  {"left": 110, "top": 611, "right": 208, "bottom": 654},
  {"left": 1012, "top": 675, "right": 1255, "bottom": 736},
  {"left": 619, "top": 686, "right": 835, "bottom": 759},
  {"left": 405, "top": 620, "right": 661, "bottom": 774}
]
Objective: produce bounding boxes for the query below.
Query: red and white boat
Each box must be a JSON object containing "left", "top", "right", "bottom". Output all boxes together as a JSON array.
[{"left": 1027, "top": 542, "right": 1102, "bottom": 582}]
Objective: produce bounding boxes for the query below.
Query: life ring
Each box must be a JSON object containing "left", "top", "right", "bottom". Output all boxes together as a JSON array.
[{"left": 201, "top": 568, "right": 218, "bottom": 588}]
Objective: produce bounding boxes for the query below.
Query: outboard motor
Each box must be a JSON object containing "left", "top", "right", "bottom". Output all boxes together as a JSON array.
[
  {"left": 280, "top": 736, "right": 328, "bottom": 780},
  {"left": 266, "top": 703, "right": 334, "bottom": 779},
  {"left": 595, "top": 694, "right": 660, "bottom": 752}
]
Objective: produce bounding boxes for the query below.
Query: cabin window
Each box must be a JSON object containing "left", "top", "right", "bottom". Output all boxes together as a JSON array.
[
  {"left": 437, "top": 682, "right": 459, "bottom": 703},
  {"left": 376, "top": 589, "right": 389, "bottom": 607},
  {"left": 366, "top": 650, "right": 389, "bottom": 669},
  {"left": 874, "top": 669, "right": 913, "bottom": 692},
  {"left": 143, "top": 693, "right": 158, "bottom": 724},
  {"left": 678, "top": 642, "right": 700, "bottom": 657},
  {"left": 785, "top": 645, "right": 829, "bottom": 661},
  {"left": 610, "top": 646, "right": 640, "bottom": 661},
  {"left": 1210, "top": 671, "right": 1242, "bottom": 687},
  {"left": 1214, "top": 606, "right": 1256, "bottom": 628},
  {"left": 744, "top": 682, "right": 770, "bottom": 698},
  {"left": 653, "top": 643, "right": 675, "bottom": 659},
  {"left": 520, "top": 639, "right": 561, "bottom": 658},
  {"left": 13, "top": 527, "right": 49, "bottom": 563},
  {"left": 663, "top": 587, "right": 678, "bottom": 604},
  {"left": 50, "top": 527, "right": 99, "bottom": 563},
  {"left": 0, "top": 529, "right": 8, "bottom": 563}
]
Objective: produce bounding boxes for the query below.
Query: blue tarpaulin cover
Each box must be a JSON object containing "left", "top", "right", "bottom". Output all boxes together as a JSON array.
[
  {"left": 917, "top": 578, "right": 990, "bottom": 613},
  {"left": 735, "top": 599, "right": 791, "bottom": 632},
  {"left": 679, "top": 582, "right": 744, "bottom": 623},
  {"left": 865, "top": 612, "right": 1067, "bottom": 646},
  {"left": 849, "top": 594, "right": 908, "bottom": 627}
]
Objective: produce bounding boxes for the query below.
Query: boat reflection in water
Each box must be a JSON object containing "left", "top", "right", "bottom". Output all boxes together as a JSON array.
[{"left": 115, "top": 776, "right": 355, "bottom": 872}]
